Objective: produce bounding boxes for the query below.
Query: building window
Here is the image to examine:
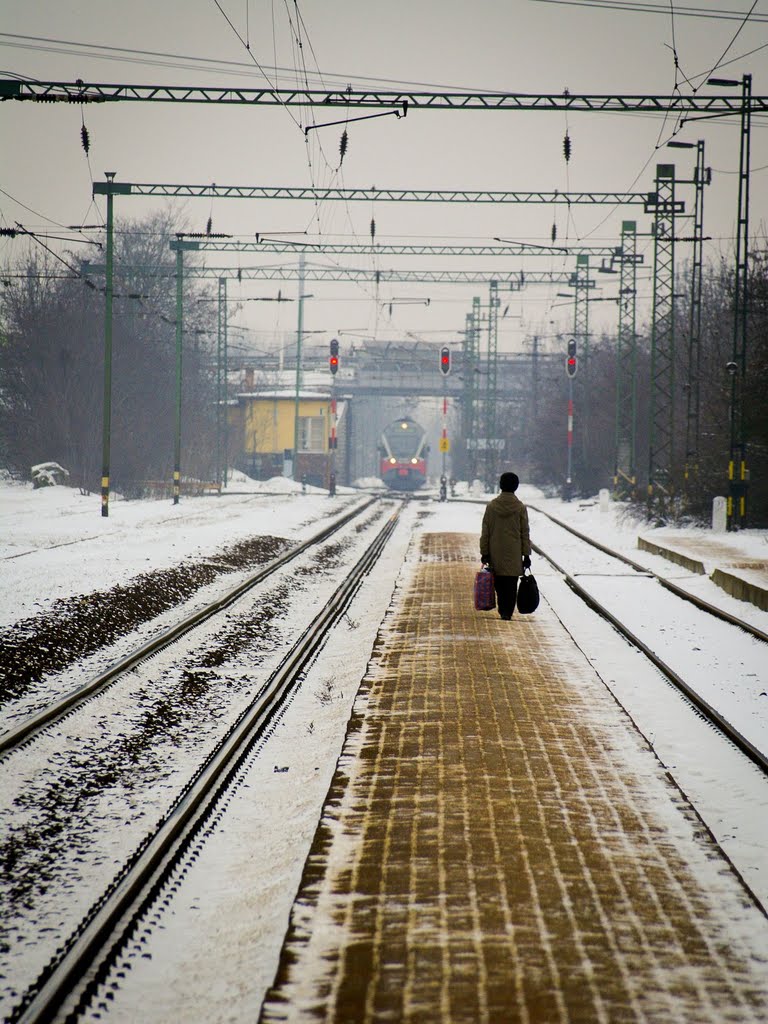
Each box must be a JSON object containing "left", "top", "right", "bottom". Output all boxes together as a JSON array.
[{"left": 299, "top": 415, "right": 325, "bottom": 452}]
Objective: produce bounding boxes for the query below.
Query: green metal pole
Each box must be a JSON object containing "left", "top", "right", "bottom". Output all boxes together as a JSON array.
[
  {"left": 485, "top": 281, "right": 499, "bottom": 490},
  {"left": 293, "top": 252, "right": 305, "bottom": 481},
  {"left": 222, "top": 277, "right": 228, "bottom": 486},
  {"left": 100, "top": 172, "right": 116, "bottom": 517},
  {"left": 174, "top": 246, "right": 183, "bottom": 504},
  {"left": 728, "top": 74, "right": 752, "bottom": 529},
  {"left": 615, "top": 221, "right": 637, "bottom": 497},
  {"left": 216, "top": 278, "right": 223, "bottom": 486}
]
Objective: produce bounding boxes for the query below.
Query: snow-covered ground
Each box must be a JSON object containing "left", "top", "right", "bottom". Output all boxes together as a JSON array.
[{"left": 1, "top": 476, "right": 767, "bottom": 1022}]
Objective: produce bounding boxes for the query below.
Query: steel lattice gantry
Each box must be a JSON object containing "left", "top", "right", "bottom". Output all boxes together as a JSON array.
[
  {"left": 93, "top": 181, "right": 680, "bottom": 206},
  {"left": 88, "top": 263, "right": 590, "bottom": 286},
  {"left": 615, "top": 221, "right": 638, "bottom": 497},
  {"left": 176, "top": 238, "right": 623, "bottom": 257},
  {"left": 10, "top": 75, "right": 755, "bottom": 513},
  {"left": 647, "top": 164, "right": 677, "bottom": 509},
  {"left": 3, "top": 79, "right": 767, "bottom": 113}
]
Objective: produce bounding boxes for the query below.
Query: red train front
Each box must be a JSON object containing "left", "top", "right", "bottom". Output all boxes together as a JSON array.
[{"left": 379, "top": 417, "right": 429, "bottom": 491}]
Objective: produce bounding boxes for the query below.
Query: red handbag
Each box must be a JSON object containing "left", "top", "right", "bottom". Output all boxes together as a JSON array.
[{"left": 474, "top": 567, "right": 496, "bottom": 611}]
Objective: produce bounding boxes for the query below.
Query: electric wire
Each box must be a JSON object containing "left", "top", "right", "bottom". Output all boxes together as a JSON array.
[
  {"left": 694, "top": 0, "right": 760, "bottom": 86},
  {"left": 210, "top": 0, "right": 303, "bottom": 132},
  {"left": 528, "top": 0, "right": 768, "bottom": 22}
]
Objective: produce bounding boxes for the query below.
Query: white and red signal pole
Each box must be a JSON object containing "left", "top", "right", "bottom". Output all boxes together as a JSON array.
[
  {"left": 329, "top": 338, "right": 339, "bottom": 496},
  {"left": 439, "top": 347, "right": 451, "bottom": 500},
  {"left": 565, "top": 338, "right": 578, "bottom": 495}
]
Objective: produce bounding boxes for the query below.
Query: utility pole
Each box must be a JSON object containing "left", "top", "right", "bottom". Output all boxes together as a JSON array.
[
  {"left": 485, "top": 281, "right": 500, "bottom": 490},
  {"left": 100, "top": 172, "right": 116, "bottom": 517},
  {"left": 727, "top": 74, "right": 752, "bottom": 529},
  {"left": 614, "top": 221, "right": 638, "bottom": 498},
  {"left": 174, "top": 243, "right": 183, "bottom": 504},
  {"left": 292, "top": 252, "right": 306, "bottom": 482},
  {"left": 668, "top": 139, "right": 709, "bottom": 503},
  {"left": 221, "top": 277, "right": 229, "bottom": 486},
  {"left": 573, "top": 255, "right": 590, "bottom": 481},
  {"left": 216, "top": 278, "right": 225, "bottom": 486},
  {"left": 170, "top": 237, "right": 203, "bottom": 503},
  {"left": 529, "top": 334, "right": 540, "bottom": 473},
  {"left": 647, "top": 163, "right": 677, "bottom": 516}
]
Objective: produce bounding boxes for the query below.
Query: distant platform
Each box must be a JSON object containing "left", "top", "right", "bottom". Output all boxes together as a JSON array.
[{"left": 639, "top": 532, "right": 768, "bottom": 612}]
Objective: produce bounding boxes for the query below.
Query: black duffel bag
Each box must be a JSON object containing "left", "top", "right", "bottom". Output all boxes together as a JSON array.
[{"left": 516, "top": 568, "right": 540, "bottom": 614}]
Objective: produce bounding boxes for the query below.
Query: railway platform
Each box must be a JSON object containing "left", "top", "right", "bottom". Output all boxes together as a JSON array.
[
  {"left": 260, "top": 531, "right": 768, "bottom": 1024},
  {"left": 638, "top": 530, "right": 768, "bottom": 612}
]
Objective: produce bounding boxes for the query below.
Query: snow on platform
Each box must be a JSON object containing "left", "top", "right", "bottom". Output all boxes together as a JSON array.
[
  {"left": 638, "top": 531, "right": 768, "bottom": 612},
  {"left": 261, "top": 532, "right": 768, "bottom": 1024}
]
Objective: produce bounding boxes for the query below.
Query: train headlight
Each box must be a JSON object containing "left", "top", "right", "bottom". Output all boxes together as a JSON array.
[
  {"left": 411, "top": 458, "right": 418, "bottom": 464},
  {"left": 400, "top": 422, "right": 408, "bottom": 429},
  {"left": 389, "top": 457, "right": 397, "bottom": 464}
]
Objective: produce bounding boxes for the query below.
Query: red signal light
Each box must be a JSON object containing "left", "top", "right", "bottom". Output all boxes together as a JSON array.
[
  {"left": 439, "top": 347, "right": 451, "bottom": 375},
  {"left": 330, "top": 355, "right": 339, "bottom": 375},
  {"left": 566, "top": 337, "right": 578, "bottom": 378}
]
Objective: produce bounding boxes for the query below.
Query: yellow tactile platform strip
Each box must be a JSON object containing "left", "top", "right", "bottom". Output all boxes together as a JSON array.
[{"left": 261, "top": 533, "right": 768, "bottom": 1023}]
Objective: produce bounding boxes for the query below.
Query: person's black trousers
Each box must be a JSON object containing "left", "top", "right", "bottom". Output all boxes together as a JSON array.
[{"left": 494, "top": 575, "right": 519, "bottom": 618}]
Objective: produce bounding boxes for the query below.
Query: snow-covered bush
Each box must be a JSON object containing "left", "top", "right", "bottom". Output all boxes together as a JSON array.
[{"left": 31, "top": 462, "right": 70, "bottom": 488}]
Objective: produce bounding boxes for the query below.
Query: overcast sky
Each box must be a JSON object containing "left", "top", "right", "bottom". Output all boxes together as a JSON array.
[{"left": 1, "top": 0, "right": 767, "bottom": 355}]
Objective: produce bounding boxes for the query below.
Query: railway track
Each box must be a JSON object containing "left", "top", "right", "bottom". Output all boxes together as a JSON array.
[
  {"left": 527, "top": 504, "right": 768, "bottom": 775},
  {"left": 4, "top": 504, "right": 403, "bottom": 1024},
  {"left": 528, "top": 503, "right": 768, "bottom": 645},
  {"left": 0, "top": 496, "right": 377, "bottom": 757}
]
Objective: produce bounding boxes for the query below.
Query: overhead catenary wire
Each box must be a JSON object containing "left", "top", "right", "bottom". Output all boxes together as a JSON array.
[
  {"left": 694, "top": 0, "right": 759, "bottom": 87},
  {"left": 528, "top": 0, "right": 768, "bottom": 23}
]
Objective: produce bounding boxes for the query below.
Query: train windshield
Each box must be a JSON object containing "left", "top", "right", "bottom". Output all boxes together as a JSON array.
[{"left": 384, "top": 421, "right": 423, "bottom": 459}]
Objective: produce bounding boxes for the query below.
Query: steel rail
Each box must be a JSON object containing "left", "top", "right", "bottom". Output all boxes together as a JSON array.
[
  {"left": 0, "top": 497, "right": 377, "bottom": 758},
  {"left": 11, "top": 505, "right": 401, "bottom": 1024},
  {"left": 2, "top": 80, "right": 767, "bottom": 112},
  {"left": 456, "top": 497, "right": 767, "bottom": 771},
  {"left": 532, "top": 537, "right": 768, "bottom": 776},
  {"left": 527, "top": 503, "right": 768, "bottom": 645}
]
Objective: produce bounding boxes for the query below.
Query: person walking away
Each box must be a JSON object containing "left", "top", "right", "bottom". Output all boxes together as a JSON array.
[{"left": 480, "top": 472, "right": 532, "bottom": 620}]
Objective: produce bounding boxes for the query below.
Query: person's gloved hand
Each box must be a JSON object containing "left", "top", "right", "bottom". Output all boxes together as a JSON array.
[{"left": 523, "top": 555, "right": 531, "bottom": 569}]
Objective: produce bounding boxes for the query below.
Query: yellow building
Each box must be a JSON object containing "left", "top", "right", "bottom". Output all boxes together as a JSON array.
[{"left": 230, "top": 389, "right": 347, "bottom": 487}]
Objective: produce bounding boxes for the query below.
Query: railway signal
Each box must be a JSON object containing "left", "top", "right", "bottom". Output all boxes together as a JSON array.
[
  {"left": 329, "top": 337, "right": 339, "bottom": 375},
  {"left": 440, "top": 347, "right": 451, "bottom": 375},
  {"left": 566, "top": 337, "right": 578, "bottom": 377}
]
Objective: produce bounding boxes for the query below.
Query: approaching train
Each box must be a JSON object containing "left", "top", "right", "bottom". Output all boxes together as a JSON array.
[{"left": 379, "top": 417, "right": 429, "bottom": 491}]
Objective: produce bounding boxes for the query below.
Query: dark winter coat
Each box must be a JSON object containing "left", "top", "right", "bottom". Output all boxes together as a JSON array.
[{"left": 480, "top": 492, "right": 531, "bottom": 575}]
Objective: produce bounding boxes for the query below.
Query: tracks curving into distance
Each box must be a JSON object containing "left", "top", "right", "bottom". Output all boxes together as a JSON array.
[
  {"left": 9, "top": 504, "right": 402, "bottom": 1024},
  {"left": 0, "top": 497, "right": 378, "bottom": 758},
  {"left": 526, "top": 503, "right": 768, "bottom": 775}
]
